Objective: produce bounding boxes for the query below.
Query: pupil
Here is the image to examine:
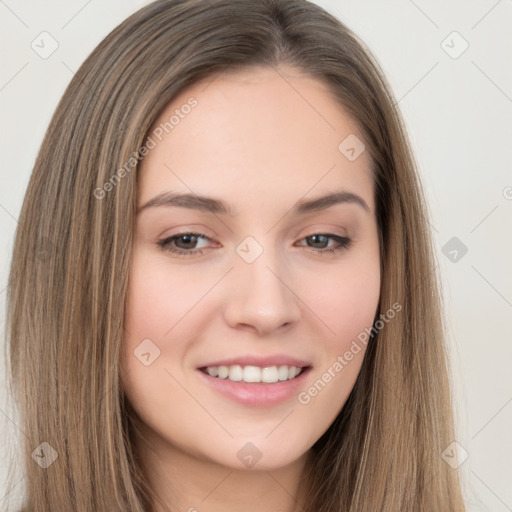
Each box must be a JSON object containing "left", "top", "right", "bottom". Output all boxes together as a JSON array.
[
  {"left": 179, "top": 234, "right": 196, "bottom": 248},
  {"left": 310, "top": 234, "right": 327, "bottom": 248}
]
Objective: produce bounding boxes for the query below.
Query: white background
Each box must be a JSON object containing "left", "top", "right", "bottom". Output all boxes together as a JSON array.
[{"left": 0, "top": 0, "right": 511, "bottom": 510}]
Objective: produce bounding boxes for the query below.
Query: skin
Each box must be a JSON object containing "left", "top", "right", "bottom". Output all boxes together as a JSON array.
[{"left": 120, "top": 64, "right": 381, "bottom": 512}]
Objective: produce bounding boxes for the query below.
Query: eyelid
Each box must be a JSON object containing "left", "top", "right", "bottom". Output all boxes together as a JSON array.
[
  {"left": 157, "top": 224, "right": 217, "bottom": 239},
  {"left": 297, "top": 223, "right": 350, "bottom": 238}
]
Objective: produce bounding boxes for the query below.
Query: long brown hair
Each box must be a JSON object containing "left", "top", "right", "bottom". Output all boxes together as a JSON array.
[{"left": 4, "top": 0, "right": 466, "bottom": 510}]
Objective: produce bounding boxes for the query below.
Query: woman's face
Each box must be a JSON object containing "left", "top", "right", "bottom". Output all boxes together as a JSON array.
[{"left": 121, "top": 65, "right": 381, "bottom": 471}]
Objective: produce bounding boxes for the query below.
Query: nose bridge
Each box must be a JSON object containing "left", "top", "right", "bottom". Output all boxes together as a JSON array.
[{"left": 224, "top": 236, "right": 301, "bottom": 333}]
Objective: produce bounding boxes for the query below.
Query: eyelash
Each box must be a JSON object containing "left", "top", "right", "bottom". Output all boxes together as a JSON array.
[{"left": 157, "top": 232, "right": 352, "bottom": 257}]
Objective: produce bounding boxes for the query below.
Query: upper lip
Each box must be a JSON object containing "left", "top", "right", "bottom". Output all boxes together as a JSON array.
[{"left": 198, "top": 354, "right": 311, "bottom": 369}]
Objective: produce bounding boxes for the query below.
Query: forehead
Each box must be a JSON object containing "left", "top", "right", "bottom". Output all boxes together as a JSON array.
[{"left": 138, "top": 65, "right": 374, "bottom": 213}]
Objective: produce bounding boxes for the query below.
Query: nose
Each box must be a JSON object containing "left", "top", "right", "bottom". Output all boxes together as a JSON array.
[{"left": 223, "top": 247, "right": 301, "bottom": 335}]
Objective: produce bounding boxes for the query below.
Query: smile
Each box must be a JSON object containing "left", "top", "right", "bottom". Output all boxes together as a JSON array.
[
  {"left": 200, "top": 364, "right": 306, "bottom": 383},
  {"left": 197, "top": 364, "right": 311, "bottom": 407}
]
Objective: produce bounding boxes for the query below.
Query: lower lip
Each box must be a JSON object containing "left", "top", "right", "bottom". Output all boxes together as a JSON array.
[{"left": 196, "top": 367, "right": 311, "bottom": 407}]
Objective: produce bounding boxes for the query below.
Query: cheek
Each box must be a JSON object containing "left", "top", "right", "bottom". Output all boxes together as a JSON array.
[
  {"left": 293, "top": 261, "right": 379, "bottom": 431},
  {"left": 124, "top": 250, "right": 204, "bottom": 344},
  {"left": 121, "top": 252, "right": 195, "bottom": 423},
  {"left": 299, "top": 256, "right": 380, "bottom": 351},
  {"left": 121, "top": 253, "right": 185, "bottom": 395}
]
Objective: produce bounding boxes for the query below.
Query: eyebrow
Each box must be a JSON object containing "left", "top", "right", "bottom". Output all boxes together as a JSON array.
[{"left": 137, "top": 190, "right": 371, "bottom": 216}]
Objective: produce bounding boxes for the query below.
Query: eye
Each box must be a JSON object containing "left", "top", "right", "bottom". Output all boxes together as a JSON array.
[
  {"left": 157, "top": 232, "right": 352, "bottom": 257},
  {"left": 158, "top": 232, "right": 212, "bottom": 257},
  {"left": 295, "top": 234, "right": 352, "bottom": 255}
]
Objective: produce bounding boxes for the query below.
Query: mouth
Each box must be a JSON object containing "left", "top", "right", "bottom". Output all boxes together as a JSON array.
[
  {"left": 197, "top": 363, "right": 312, "bottom": 407},
  {"left": 199, "top": 364, "right": 311, "bottom": 384}
]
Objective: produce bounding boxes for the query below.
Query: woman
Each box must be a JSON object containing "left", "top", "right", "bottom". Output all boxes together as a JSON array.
[{"left": 5, "top": 0, "right": 466, "bottom": 510}]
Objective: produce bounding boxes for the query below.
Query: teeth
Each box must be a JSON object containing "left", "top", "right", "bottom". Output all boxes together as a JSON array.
[{"left": 203, "top": 364, "right": 304, "bottom": 383}]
